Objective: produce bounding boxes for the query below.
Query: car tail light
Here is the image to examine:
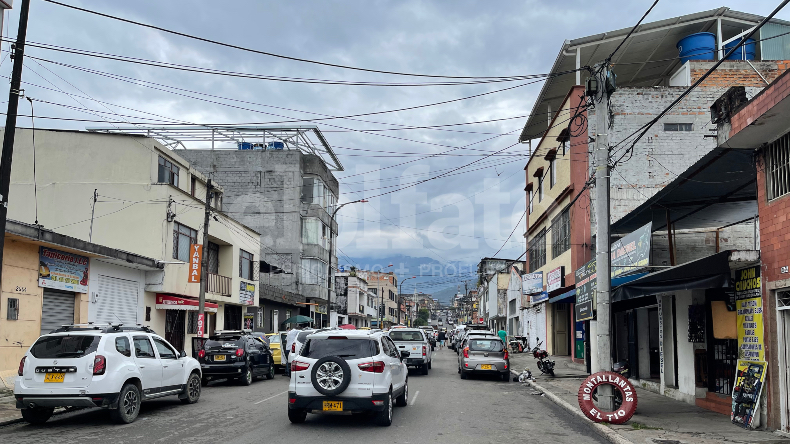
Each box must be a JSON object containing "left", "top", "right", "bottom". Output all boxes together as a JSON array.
[
  {"left": 291, "top": 360, "right": 310, "bottom": 372},
  {"left": 422, "top": 346, "right": 426, "bottom": 357},
  {"left": 18, "top": 356, "right": 25, "bottom": 376},
  {"left": 198, "top": 350, "right": 206, "bottom": 359},
  {"left": 93, "top": 355, "right": 106, "bottom": 375},
  {"left": 291, "top": 343, "right": 296, "bottom": 353},
  {"left": 372, "top": 400, "right": 385, "bottom": 406},
  {"left": 503, "top": 350, "right": 509, "bottom": 361},
  {"left": 235, "top": 348, "right": 245, "bottom": 357},
  {"left": 463, "top": 347, "right": 469, "bottom": 358},
  {"left": 358, "top": 361, "right": 386, "bottom": 373}
]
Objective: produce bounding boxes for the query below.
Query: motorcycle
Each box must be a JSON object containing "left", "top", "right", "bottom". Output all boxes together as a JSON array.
[
  {"left": 591, "top": 360, "right": 630, "bottom": 409},
  {"left": 509, "top": 336, "right": 528, "bottom": 353},
  {"left": 531, "top": 339, "right": 555, "bottom": 376}
]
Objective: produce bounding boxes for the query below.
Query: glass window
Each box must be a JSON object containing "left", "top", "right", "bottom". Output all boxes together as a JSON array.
[
  {"left": 468, "top": 338, "right": 504, "bottom": 352},
  {"left": 30, "top": 335, "right": 100, "bottom": 359},
  {"left": 301, "top": 177, "right": 315, "bottom": 203},
  {"left": 551, "top": 207, "right": 571, "bottom": 259},
  {"left": 664, "top": 123, "right": 693, "bottom": 132},
  {"left": 133, "top": 336, "right": 156, "bottom": 358},
  {"left": 115, "top": 337, "right": 131, "bottom": 357},
  {"left": 766, "top": 132, "right": 790, "bottom": 201},
  {"left": 187, "top": 311, "right": 199, "bottom": 334},
  {"left": 240, "top": 249, "right": 254, "bottom": 280},
  {"left": 528, "top": 190, "right": 534, "bottom": 214},
  {"left": 301, "top": 338, "right": 377, "bottom": 360},
  {"left": 389, "top": 330, "right": 425, "bottom": 341},
  {"left": 158, "top": 156, "right": 179, "bottom": 187},
  {"left": 301, "top": 218, "right": 321, "bottom": 246},
  {"left": 173, "top": 222, "right": 197, "bottom": 262},
  {"left": 7, "top": 298, "right": 18, "bottom": 320},
  {"left": 207, "top": 242, "right": 219, "bottom": 274},
  {"left": 549, "top": 159, "right": 556, "bottom": 188},
  {"left": 153, "top": 338, "right": 177, "bottom": 359},
  {"left": 528, "top": 229, "right": 547, "bottom": 271},
  {"left": 538, "top": 172, "right": 544, "bottom": 202},
  {"left": 267, "top": 334, "right": 281, "bottom": 344},
  {"left": 301, "top": 258, "right": 327, "bottom": 285}
]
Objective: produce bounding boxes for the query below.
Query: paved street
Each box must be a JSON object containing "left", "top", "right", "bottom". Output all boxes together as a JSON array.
[{"left": 0, "top": 349, "right": 604, "bottom": 444}]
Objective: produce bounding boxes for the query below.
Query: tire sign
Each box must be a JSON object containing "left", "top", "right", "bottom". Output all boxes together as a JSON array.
[{"left": 577, "top": 371, "right": 638, "bottom": 424}]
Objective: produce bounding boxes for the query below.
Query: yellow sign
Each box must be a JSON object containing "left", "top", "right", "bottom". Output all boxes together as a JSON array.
[{"left": 736, "top": 266, "right": 764, "bottom": 362}]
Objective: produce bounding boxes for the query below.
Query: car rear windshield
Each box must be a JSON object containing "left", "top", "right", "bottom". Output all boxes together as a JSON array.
[
  {"left": 205, "top": 338, "right": 244, "bottom": 349},
  {"left": 389, "top": 331, "right": 424, "bottom": 341},
  {"left": 468, "top": 339, "right": 504, "bottom": 352},
  {"left": 296, "top": 331, "right": 315, "bottom": 343},
  {"left": 301, "top": 338, "right": 377, "bottom": 360},
  {"left": 30, "top": 335, "right": 101, "bottom": 359},
  {"left": 267, "top": 335, "right": 281, "bottom": 344}
]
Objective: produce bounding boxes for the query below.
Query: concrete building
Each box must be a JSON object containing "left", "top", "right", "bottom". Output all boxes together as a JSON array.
[
  {"left": 5, "top": 128, "right": 261, "bottom": 354},
  {"left": 333, "top": 271, "right": 375, "bottom": 328},
  {"left": 357, "top": 271, "right": 399, "bottom": 328}
]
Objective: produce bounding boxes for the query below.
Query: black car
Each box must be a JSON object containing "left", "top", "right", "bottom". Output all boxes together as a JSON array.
[{"left": 196, "top": 330, "right": 275, "bottom": 386}]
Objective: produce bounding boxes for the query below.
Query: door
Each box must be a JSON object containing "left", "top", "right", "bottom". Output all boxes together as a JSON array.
[
  {"left": 648, "top": 308, "right": 661, "bottom": 379},
  {"left": 383, "top": 337, "right": 404, "bottom": 389},
  {"left": 554, "top": 303, "right": 569, "bottom": 356},
  {"left": 246, "top": 338, "right": 263, "bottom": 375},
  {"left": 152, "top": 336, "right": 184, "bottom": 389},
  {"left": 272, "top": 310, "right": 279, "bottom": 333},
  {"left": 224, "top": 305, "right": 242, "bottom": 330},
  {"left": 41, "top": 289, "right": 75, "bottom": 335},
  {"left": 165, "top": 310, "right": 186, "bottom": 352},
  {"left": 133, "top": 336, "right": 163, "bottom": 392},
  {"left": 95, "top": 275, "right": 138, "bottom": 326}
]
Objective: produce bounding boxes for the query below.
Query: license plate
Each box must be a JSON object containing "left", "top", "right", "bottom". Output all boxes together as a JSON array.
[
  {"left": 44, "top": 373, "right": 65, "bottom": 383},
  {"left": 214, "top": 355, "right": 226, "bottom": 362},
  {"left": 480, "top": 364, "right": 493, "bottom": 370},
  {"left": 323, "top": 401, "right": 343, "bottom": 411}
]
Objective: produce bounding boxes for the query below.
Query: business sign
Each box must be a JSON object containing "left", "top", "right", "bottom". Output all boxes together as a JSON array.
[
  {"left": 735, "top": 266, "right": 764, "bottom": 362},
  {"left": 188, "top": 244, "right": 202, "bottom": 283},
  {"left": 532, "top": 291, "right": 549, "bottom": 304},
  {"left": 575, "top": 259, "right": 597, "bottom": 321},
  {"left": 196, "top": 313, "right": 205, "bottom": 337},
  {"left": 610, "top": 222, "right": 651, "bottom": 278},
  {"left": 334, "top": 276, "right": 348, "bottom": 315},
  {"left": 731, "top": 360, "right": 767, "bottom": 429},
  {"left": 522, "top": 272, "right": 543, "bottom": 295},
  {"left": 38, "top": 247, "right": 89, "bottom": 293},
  {"left": 239, "top": 281, "right": 256, "bottom": 305},
  {"left": 547, "top": 266, "right": 565, "bottom": 292}
]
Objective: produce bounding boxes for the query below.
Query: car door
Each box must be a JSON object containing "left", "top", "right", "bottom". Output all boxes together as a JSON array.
[
  {"left": 133, "top": 336, "right": 163, "bottom": 394},
  {"left": 245, "top": 337, "right": 262, "bottom": 375},
  {"left": 383, "top": 337, "right": 404, "bottom": 389},
  {"left": 152, "top": 336, "right": 184, "bottom": 390}
]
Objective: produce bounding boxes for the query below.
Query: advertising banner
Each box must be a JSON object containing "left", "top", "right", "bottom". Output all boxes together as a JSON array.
[
  {"left": 735, "top": 266, "right": 764, "bottom": 362},
  {"left": 334, "top": 276, "right": 348, "bottom": 315},
  {"left": 547, "top": 266, "right": 565, "bottom": 292},
  {"left": 522, "top": 272, "right": 543, "bottom": 295},
  {"left": 38, "top": 247, "right": 90, "bottom": 293},
  {"left": 239, "top": 281, "right": 256, "bottom": 305},
  {"left": 188, "top": 244, "right": 202, "bottom": 283},
  {"left": 532, "top": 291, "right": 549, "bottom": 304},
  {"left": 575, "top": 259, "right": 597, "bottom": 321},
  {"left": 731, "top": 360, "right": 767, "bottom": 429},
  {"left": 610, "top": 222, "right": 651, "bottom": 278}
]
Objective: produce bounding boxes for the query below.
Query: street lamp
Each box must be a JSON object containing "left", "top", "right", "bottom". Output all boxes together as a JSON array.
[
  {"left": 397, "top": 276, "right": 417, "bottom": 326},
  {"left": 326, "top": 199, "right": 367, "bottom": 328},
  {"left": 378, "top": 264, "right": 393, "bottom": 329}
]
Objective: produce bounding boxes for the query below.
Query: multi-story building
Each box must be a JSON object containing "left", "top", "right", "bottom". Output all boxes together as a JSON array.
[
  {"left": 5, "top": 128, "right": 261, "bottom": 354},
  {"left": 359, "top": 271, "right": 399, "bottom": 328},
  {"left": 333, "top": 271, "right": 375, "bottom": 328},
  {"left": 476, "top": 258, "right": 517, "bottom": 331}
]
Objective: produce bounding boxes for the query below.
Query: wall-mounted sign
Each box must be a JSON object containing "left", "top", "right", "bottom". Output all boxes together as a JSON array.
[
  {"left": 547, "top": 266, "right": 565, "bottom": 292},
  {"left": 574, "top": 259, "right": 597, "bottom": 321},
  {"left": 735, "top": 266, "right": 764, "bottom": 362},
  {"left": 188, "top": 244, "right": 202, "bottom": 283},
  {"left": 239, "top": 281, "right": 256, "bottom": 305},
  {"left": 532, "top": 291, "right": 549, "bottom": 304},
  {"left": 610, "top": 222, "right": 651, "bottom": 278},
  {"left": 38, "top": 247, "right": 89, "bottom": 293},
  {"left": 522, "top": 272, "right": 543, "bottom": 295}
]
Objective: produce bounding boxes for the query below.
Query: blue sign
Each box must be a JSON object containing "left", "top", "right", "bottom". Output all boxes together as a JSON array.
[{"left": 532, "top": 291, "right": 549, "bottom": 304}]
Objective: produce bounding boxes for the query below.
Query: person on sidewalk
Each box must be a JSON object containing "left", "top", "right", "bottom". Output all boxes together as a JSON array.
[
  {"left": 497, "top": 329, "right": 507, "bottom": 349},
  {"left": 284, "top": 327, "right": 299, "bottom": 377},
  {"left": 438, "top": 330, "right": 446, "bottom": 350}
]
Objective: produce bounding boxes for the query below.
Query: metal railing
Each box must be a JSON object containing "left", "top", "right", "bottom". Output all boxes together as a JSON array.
[{"left": 207, "top": 273, "right": 232, "bottom": 297}]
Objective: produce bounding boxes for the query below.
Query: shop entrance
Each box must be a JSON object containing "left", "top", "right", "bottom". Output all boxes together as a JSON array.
[
  {"left": 553, "top": 303, "right": 570, "bottom": 356},
  {"left": 165, "top": 310, "right": 186, "bottom": 352}
]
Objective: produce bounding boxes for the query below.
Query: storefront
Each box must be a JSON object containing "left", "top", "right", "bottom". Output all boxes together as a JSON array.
[
  {"left": 154, "top": 294, "right": 218, "bottom": 353},
  {"left": 88, "top": 258, "right": 149, "bottom": 328}
]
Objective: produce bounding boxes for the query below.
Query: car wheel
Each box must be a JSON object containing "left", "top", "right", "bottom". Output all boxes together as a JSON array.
[
  {"left": 421, "top": 363, "right": 429, "bottom": 375},
  {"left": 374, "top": 391, "right": 393, "bottom": 426},
  {"left": 311, "top": 356, "right": 352, "bottom": 396},
  {"left": 460, "top": 368, "right": 467, "bottom": 380},
  {"left": 395, "top": 380, "right": 408, "bottom": 407},
  {"left": 239, "top": 366, "right": 253, "bottom": 386},
  {"left": 20, "top": 407, "right": 54, "bottom": 425},
  {"left": 266, "top": 365, "right": 275, "bottom": 380},
  {"left": 288, "top": 408, "right": 307, "bottom": 424},
  {"left": 111, "top": 383, "right": 142, "bottom": 424},
  {"left": 181, "top": 372, "right": 202, "bottom": 404}
]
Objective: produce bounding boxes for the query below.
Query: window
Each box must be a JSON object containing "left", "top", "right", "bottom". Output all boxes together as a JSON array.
[
  {"left": 191, "top": 177, "right": 197, "bottom": 197},
  {"left": 207, "top": 242, "right": 219, "bottom": 274},
  {"left": 528, "top": 229, "right": 547, "bottom": 271},
  {"left": 301, "top": 218, "right": 328, "bottom": 248},
  {"left": 389, "top": 307, "right": 395, "bottom": 317},
  {"left": 153, "top": 337, "right": 177, "bottom": 359},
  {"left": 30, "top": 336, "right": 100, "bottom": 358},
  {"left": 300, "top": 258, "right": 327, "bottom": 285},
  {"left": 301, "top": 176, "right": 337, "bottom": 213},
  {"left": 7, "top": 298, "right": 18, "bottom": 320},
  {"left": 187, "top": 311, "right": 199, "bottom": 334},
  {"left": 551, "top": 207, "right": 571, "bottom": 259},
  {"left": 115, "top": 337, "right": 131, "bottom": 357},
  {"left": 389, "top": 289, "right": 395, "bottom": 301},
  {"left": 240, "top": 249, "right": 254, "bottom": 280},
  {"left": 173, "top": 222, "right": 197, "bottom": 262},
  {"left": 766, "top": 132, "right": 790, "bottom": 201},
  {"left": 133, "top": 336, "right": 156, "bottom": 358},
  {"left": 158, "top": 156, "right": 179, "bottom": 187},
  {"left": 664, "top": 123, "right": 693, "bottom": 132},
  {"left": 538, "top": 172, "right": 544, "bottom": 202},
  {"left": 528, "top": 190, "right": 534, "bottom": 214},
  {"left": 549, "top": 159, "right": 557, "bottom": 188}
]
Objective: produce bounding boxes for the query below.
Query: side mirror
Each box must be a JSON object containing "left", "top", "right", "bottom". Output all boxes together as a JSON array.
[
  {"left": 180, "top": 350, "right": 187, "bottom": 358},
  {"left": 400, "top": 351, "right": 410, "bottom": 360}
]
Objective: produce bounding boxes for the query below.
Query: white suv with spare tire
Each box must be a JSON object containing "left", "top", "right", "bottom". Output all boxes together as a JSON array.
[
  {"left": 287, "top": 330, "right": 409, "bottom": 426},
  {"left": 14, "top": 324, "right": 202, "bottom": 424}
]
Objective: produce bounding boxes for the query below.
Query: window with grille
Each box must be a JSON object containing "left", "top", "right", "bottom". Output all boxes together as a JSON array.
[
  {"left": 239, "top": 249, "right": 254, "bottom": 280},
  {"left": 551, "top": 207, "right": 571, "bottom": 259},
  {"left": 7, "top": 298, "right": 19, "bottom": 320},
  {"left": 173, "top": 222, "right": 197, "bottom": 262},
  {"left": 158, "top": 156, "right": 179, "bottom": 187},
  {"left": 528, "top": 229, "right": 547, "bottom": 272},
  {"left": 207, "top": 242, "right": 219, "bottom": 274},
  {"left": 766, "top": 132, "right": 790, "bottom": 201},
  {"left": 187, "top": 311, "right": 198, "bottom": 334},
  {"left": 664, "top": 123, "right": 693, "bottom": 132}
]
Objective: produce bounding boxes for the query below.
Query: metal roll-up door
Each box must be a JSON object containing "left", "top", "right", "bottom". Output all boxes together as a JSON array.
[
  {"left": 42, "top": 289, "right": 76, "bottom": 334},
  {"left": 95, "top": 275, "right": 139, "bottom": 326}
]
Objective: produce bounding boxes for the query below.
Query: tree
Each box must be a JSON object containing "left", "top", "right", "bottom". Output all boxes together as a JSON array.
[
  {"left": 417, "top": 309, "right": 430, "bottom": 322},
  {"left": 413, "top": 318, "right": 427, "bottom": 327}
]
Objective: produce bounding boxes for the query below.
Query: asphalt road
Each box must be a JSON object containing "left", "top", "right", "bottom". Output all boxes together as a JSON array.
[{"left": 0, "top": 348, "right": 605, "bottom": 443}]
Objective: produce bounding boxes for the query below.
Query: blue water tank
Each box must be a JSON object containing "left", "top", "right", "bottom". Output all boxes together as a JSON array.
[
  {"left": 237, "top": 142, "right": 253, "bottom": 150},
  {"left": 724, "top": 38, "right": 757, "bottom": 61},
  {"left": 677, "top": 32, "right": 716, "bottom": 64}
]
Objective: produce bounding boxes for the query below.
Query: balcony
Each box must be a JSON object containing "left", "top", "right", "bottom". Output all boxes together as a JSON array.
[{"left": 207, "top": 273, "right": 232, "bottom": 297}]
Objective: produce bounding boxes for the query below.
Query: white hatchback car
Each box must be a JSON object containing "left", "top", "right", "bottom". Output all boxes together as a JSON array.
[
  {"left": 288, "top": 330, "right": 409, "bottom": 426},
  {"left": 14, "top": 324, "right": 202, "bottom": 424}
]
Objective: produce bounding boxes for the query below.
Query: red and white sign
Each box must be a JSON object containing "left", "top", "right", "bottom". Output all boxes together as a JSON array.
[
  {"left": 547, "top": 266, "right": 565, "bottom": 292},
  {"left": 577, "top": 371, "right": 638, "bottom": 424},
  {"left": 155, "top": 295, "right": 218, "bottom": 312},
  {"left": 188, "top": 244, "right": 203, "bottom": 283},
  {"left": 196, "top": 313, "right": 205, "bottom": 337},
  {"left": 479, "top": 317, "right": 484, "bottom": 323}
]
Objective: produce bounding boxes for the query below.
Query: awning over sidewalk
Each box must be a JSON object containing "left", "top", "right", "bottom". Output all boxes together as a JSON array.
[
  {"left": 549, "top": 289, "right": 576, "bottom": 304},
  {"left": 156, "top": 294, "right": 218, "bottom": 313},
  {"left": 612, "top": 251, "right": 732, "bottom": 302}
]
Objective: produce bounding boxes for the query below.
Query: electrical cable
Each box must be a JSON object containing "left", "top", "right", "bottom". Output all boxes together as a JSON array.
[{"left": 606, "top": 0, "right": 661, "bottom": 63}]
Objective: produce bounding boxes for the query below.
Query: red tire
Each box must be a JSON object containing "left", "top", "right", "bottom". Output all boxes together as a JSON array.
[{"left": 577, "top": 371, "right": 637, "bottom": 424}]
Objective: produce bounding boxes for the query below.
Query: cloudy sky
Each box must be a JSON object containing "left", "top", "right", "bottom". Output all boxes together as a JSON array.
[{"left": 3, "top": 0, "right": 788, "bottom": 287}]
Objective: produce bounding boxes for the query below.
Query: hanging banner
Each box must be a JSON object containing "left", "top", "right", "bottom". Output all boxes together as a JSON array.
[
  {"left": 239, "top": 281, "right": 256, "bottom": 305},
  {"left": 188, "top": 244, "right": 202, "bottom": 283},
  {"left": 522, "top": 272, "right": 543, "bottom": 294},
  {"left": 575, "top": 259, "right": 597, "bottom": 321},
  {"left": 610, "top": 222, "right": 652, "bottom": 278},
  {"left": 38, "top": 247, "right": 90, "bottom": 293},
  {"left": 735, "top": 266, "right": 764, "bottom": 362},
  {"left": 731, "top": 360, "right": 767, "bottom": 429}
]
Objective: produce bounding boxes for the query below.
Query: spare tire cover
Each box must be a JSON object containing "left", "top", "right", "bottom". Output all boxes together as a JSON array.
[
  {"left": 577, "top": 371, "right": 638, "bottom": 424},
  {"left": 311, "top": 356, "right": 352, "bottom": 396}
]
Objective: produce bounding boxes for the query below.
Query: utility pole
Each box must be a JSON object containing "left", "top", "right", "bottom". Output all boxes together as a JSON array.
[
  {"left": 594, "top": 63, "right": 613, "bottom": 411},
  {"left": 0, "top": 0, "right": 31, "bottom": 290},
  {"left": 198, "top": 179, "right": 213, "bottom": 336}
]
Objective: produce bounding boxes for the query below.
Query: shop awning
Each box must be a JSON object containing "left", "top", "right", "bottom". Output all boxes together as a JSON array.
[
  {"left": 155, "top": 294, "right": 218, "bottom": 313},
  {"left": 549, "top": 289, "right": 576, "bottom": 304},
  {"left": 612, "top": 251, "right": 732, "bottom": 302}
]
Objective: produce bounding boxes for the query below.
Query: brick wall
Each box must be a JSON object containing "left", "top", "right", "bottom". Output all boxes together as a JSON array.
[
  {"left": 729, "top": 69, "right": 790, "bottom": 137},
  {"left": 691, "top": 60, "right": 790, "bottom": 90}
]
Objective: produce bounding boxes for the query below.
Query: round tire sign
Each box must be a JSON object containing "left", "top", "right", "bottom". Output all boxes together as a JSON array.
[{"left": 577, "top": 371, "right": 638, "bottom": 424}]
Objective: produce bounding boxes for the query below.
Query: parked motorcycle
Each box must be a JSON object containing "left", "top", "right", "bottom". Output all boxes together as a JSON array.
[
  {"left": 591, "top": 360, "right": 630, "bottom": 409},
  {"left": 509, "top": 336, "right": 528, "bottom": 353},
  {"left": 531, "top": 339, "right": 555, "bottom": 376}
]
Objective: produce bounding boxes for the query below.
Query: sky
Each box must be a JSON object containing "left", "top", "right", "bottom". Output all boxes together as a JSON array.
[{"left": 2, "top": 0, "right": 789, "bottom": 289}]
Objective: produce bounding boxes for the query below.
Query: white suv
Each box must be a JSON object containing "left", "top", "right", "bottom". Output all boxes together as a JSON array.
[
  {"left": 14, "top": 324, "right": 202, "bottom": 424},
  {"left": 288, "top": 330, "right": 408, "bottom": 426}
]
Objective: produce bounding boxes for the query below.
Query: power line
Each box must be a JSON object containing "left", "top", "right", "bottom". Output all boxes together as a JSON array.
[{"left": 607, "top": 0, "right": 661, "bottom": 62}]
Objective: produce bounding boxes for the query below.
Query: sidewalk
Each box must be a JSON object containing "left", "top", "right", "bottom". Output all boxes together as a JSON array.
[
  {"left": 509, "top": 353, "right": 790, "bottom": 444},
  {"left": 0, "top": 387, "right": 22, "bottom": 426}
]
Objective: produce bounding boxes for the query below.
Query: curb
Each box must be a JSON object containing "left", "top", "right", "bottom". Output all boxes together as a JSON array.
[{"left": 511, "top": 370, "right": 633, "bottom": 444}]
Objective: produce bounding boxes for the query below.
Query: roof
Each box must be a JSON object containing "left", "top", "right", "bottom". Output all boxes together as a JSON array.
[{"left": 520, "top": 8, "right": 786, "bottom": 142}]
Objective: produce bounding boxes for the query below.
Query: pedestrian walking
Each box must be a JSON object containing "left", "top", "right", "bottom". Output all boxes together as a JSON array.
[
  {"left": 497, "top": 329, "right": 507, "bottom": 349},
  {"left": 438, "top": 330, "right": 446, "bottom": 350}
]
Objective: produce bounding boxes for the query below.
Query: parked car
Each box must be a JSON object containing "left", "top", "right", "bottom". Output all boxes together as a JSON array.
[
  {"left": 419, "top": 326, "right": 437, "bottom": 350},
  {"left": 288, "top": 330, "right": 409, "bottom": 426},
  {"left": 457, "top": 330, "right": 496, "bottom": 355},
  {"left": 388, "top": 328, "right": 432, "bottom": 375},
  {"left": 265, "top": 333, "right": 286, "bottom": 371},
  {"left": 197, "top": 330, "right": 274, "bottom": 386},
  {"left": 14, "top": 324, "right": 201, "bottom": 424},
  {"left": 286, "top": 329, "right": 327, "bottom": 371},
  {"left": 458, "top": 336, "right": 510, "bottom": 381}
]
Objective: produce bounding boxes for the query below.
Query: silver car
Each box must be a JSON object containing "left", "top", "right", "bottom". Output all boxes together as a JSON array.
[{"left": 458, "top": 336, "right": 510, "bottom": 381}]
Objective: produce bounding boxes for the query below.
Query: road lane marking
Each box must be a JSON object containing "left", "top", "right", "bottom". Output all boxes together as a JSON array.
[
  {"left": 410, "top": 390, "right": 419, "bottom": 406},
  {"left": 254, "top": 391, "right": 287, "bottom": 405}
]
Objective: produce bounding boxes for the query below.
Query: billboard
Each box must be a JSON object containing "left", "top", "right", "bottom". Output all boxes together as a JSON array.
[
  {"left": 38, "top": 247, "right": 89, "bottom": 293},
  {"left": 610, "top": 222, "right": 652, "bottom": 278},
  {"left": 239, "top": 281, "right": 255, "bottom": 305},
  {"left": 522, "top": 272, "right": 543, "bottom": 295},
  {"left": 574, "top": 259, "right": 597, "bottom": 321},
  {"left": 334, "top": 276, "right": 348, "bottom": 315},
  {"left": 547, "top": 266, "right": 565, "bottom": 292}
]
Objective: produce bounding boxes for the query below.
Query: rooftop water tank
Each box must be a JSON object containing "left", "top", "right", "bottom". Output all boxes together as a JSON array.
[
  {"left": 724, "top": 38, "right": 756, "bottom": 61},
  {"left": 677, "top": 32, "right": 716, "bottom": 65},
  {"left": 238, "top": 142, "right": 253, "bottom": 150}
]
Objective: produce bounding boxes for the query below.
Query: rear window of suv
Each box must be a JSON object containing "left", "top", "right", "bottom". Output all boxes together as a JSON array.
[
  {"left": 389, "top": 331, "right": 424, "bottom": 341},
  {"left": 205, "top": 337, "right": 244, "bottom": 350},
  {"left": 30, "top": 335, "right": 101, "bottom": 359},
  {"left": 301, "top": 338, "right": 377, "bottom": 360}
]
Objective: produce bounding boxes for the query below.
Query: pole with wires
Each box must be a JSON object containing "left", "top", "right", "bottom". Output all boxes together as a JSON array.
[{"left": 197, "top": 179, "right": 213, "bottom": 337}]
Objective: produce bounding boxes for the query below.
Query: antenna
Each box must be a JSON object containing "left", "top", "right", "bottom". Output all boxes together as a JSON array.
[{"left": 112, "top": 313, "right": 124, "bottom": 327}]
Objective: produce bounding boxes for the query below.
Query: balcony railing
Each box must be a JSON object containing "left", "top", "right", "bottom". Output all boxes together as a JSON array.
[{"left": 207, "top": 273, "right": 232, "bottom": 296}]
